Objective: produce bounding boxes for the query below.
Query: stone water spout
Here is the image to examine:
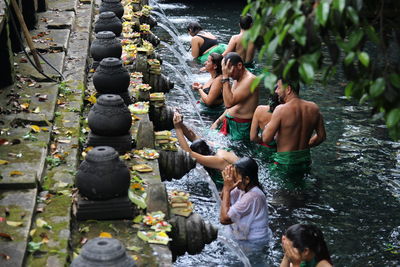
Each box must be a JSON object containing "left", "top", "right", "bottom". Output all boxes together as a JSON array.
[
  {"left": 149, "top": 103, "right": 174, "bottom": 131},
  {"left": 169, "top": 213, "right": 218, "bottom": 259},
  {"left": 158, "top": 149, "right": 196, "bottom": 181},
  {"left": 86, "top": 94, "right": 133, "bottom": 153},
  {"left": 71, "top": 237, "right": 136, "bottom": 266}
]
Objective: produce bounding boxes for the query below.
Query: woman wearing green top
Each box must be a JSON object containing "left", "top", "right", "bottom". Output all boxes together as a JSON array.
[
  {"left": 173, "top": 111, "right": 238, "bottom": 189},
  {"left": 280, "top": 224, "right": 333, "bottom": 267}
]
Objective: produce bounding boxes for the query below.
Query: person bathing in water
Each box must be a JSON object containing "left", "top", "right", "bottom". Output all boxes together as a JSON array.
[
  {"left": 220, "top": 157, "right": 271, "bottom": 259},
  {"left": 250, "top": 91, "right": 280, "bottom": 161},
  {"left": 222, "top": 14, "right": 256, "bottom": 70},
  {"left": 280, "top": 224, "right": 333, "bottom": 267},
  {"left": 211, "top": 52, "right": 258, "bottom": 141},
  {"left": 192, "top": 53, "right": 224, "bottom": 109},
  {"left": 187, "top": 22, "right": 227, "bottom": 64},
  {"left": 262, "top": 79, "right": 326, "bottom": 189},
  {"left": 173, "top": 111, "right": 239, "bottom": 188}
]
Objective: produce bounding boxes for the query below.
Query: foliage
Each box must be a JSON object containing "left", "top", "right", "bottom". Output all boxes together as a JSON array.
[{"left": 243, "top": 0, "right": 400, "bottom": 139}]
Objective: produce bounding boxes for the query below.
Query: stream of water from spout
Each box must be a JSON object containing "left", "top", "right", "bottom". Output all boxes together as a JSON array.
[
  {"left": 163, "top": 61, "right": 205, "bottom": 127},
  {"left": 152, "top": 11, "right": 180, "bottom": 36},
  {"left": 157, "top": 23, "right": 189, "bottom": 59},
  {"left": 160, "top": 41, "right": 192, "bottom": 77},
  {"left": 218, "top": 235, "right": 252, "bottom": 267}
]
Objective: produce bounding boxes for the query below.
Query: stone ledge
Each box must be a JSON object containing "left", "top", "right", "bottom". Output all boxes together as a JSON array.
[{"left": 0, "top": 189, "right": 37, "bottom": 267}]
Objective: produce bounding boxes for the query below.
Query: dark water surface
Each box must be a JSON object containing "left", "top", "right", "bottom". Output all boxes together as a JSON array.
[{"left": 151, "top": 0, "right": 400, "bottom": 266}]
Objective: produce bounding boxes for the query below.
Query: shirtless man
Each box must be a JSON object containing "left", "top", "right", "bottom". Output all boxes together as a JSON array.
[
  {"left": 222, "top": 14, "right": 255, "bottom": 68},
  {"left": 211, "top": 52, "right": 258, "bottom": 141},
  {"left": 262, "top": 79, "right": 326, "bottom": 189}
]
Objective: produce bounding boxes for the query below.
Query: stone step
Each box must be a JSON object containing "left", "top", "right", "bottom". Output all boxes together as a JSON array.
[
  {"left": 37, "top": 11, "right": 75, "bottom": 29},
  {"left": 48, "top": 0, "right": 79, "bottom": 12},
  {"left": 0, "top": 125, "right": 50, "bottom": 190},
  {"left": 15, "top": 52, "right": 65, "bottom": 82},
  {"left": 30, "top": 29, "right": 71, "bottom": 52},
  {"left": 0, "top": 82, "right": 59, "bottom": 123},
  {"left": 0, "top": 189, "right": 37, "bottom": 267}
]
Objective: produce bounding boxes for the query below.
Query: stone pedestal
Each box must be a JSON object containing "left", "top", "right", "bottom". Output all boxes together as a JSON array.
[
  {"left": 87, "top": 132, "right": 132, "bottom": 154},
  {"left": 76, "top": 195, "right": 138, "bottom": 221}
]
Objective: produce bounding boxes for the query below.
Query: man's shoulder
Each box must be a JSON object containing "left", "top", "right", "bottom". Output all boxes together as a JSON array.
[{"left": 301, "top": 99, "right": 320, "bottom": 110}]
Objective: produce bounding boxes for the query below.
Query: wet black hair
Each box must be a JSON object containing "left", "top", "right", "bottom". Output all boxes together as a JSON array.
[
  {"left": 240, "top": 14, "right": 253, "bottom": 30},
  {"left": 234, "top": 157, "right": 264, "bottom": 191},
  {"left": 209, "top": 53, "right": 223, "bottom": 76},
  {"left": 223, "top": 52, "right": 243, "bottom": 66},
  {"left": 285, "top": 224, "right": 333, "bottom": 265},
  {"left": 187, "top": 22, "right": 203, "bottom": 35},
  {"left": 269, "top": 92, "right": 280, "bottom": 112},
  {"left": 190, "top": 139, "right": 214, "bottom": 156}
]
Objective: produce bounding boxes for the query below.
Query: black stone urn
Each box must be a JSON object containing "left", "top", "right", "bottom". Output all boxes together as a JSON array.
[
  {"left": 144, "top": 73, "right": 174, "bottom": 93},
  {"left": 169, "top": 214, "right": 218, "bottom": 259},
  {"left": 94, "top": 12, "right": 122, "bottom": 36},
  {"left": 76, "top": 146, "right": 130, "bottom": 200},
  {"left": 149, "top": 104, "right": 174, "bottom": 131},
  {"left": 71, "top": 237, "right": 136, "bottom": 267},
  {"left": 93, "top": 57, "right": 130, "bottom": 95},
  {"left": 90, "top": 31, "right": 122, "bottom": 62},
  {"left": 158, "top": 149, "right": 196, "bottom": 181},
  {"left": 88, "top": 94, "right": 132, "bottom": 137},
  {"left": 99, "top": 0, "right": 124, "bottom": 19}
]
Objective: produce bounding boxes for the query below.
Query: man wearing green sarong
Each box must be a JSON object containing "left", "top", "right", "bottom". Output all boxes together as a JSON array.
[
  {"left": 211, "top": 52, "right": 258, "bottom": 141},
  {"left": 262, "top": 79, "right": 326, "bottom": 190}
]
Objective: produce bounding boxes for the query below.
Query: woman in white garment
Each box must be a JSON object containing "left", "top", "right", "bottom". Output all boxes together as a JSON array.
[{"left": 220, "top": 157, "right": 271, "bottom": 260}]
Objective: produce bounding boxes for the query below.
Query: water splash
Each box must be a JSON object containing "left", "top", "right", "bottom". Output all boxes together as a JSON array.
[
  {"left": 157, "top": 23, "right": 189, "bottom": 58},
  {"left": 194, "top": 164, "right": 221, "bottom": 207},
  {"left": 218, "top": 234, "right": 252, "bottom": 267}
]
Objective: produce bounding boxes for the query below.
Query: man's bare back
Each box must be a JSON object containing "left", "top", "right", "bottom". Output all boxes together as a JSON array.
[
  {"left": 224, "top": 34, "right": 255, "bottom": 64},
  {"left": 262, "top": 80, "right": 326, "bottom": 152}
]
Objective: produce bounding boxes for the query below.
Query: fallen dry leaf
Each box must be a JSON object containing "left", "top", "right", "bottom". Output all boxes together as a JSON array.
[
  {"left": 0, "top": 160, "right": 9, "bottom": 165},
  {"left": 0, "top": 233, "right": 13, "bottom": 241},
  {"left": 9, "top": 171, "right": 24, "bottom": 176},
  {"left": 29, "top": 229, "right": 37, "bottom": 237},
  {"left": 30, "top": 125, "right": 41, "bottom": 133},
  {"left": 6, "top": 221, "right": 23, "bottom": 227},
  {"left": 20, "top": 103, "right": 30, "bottom": 110},
  {"left": 58, "top": 139, "right": 71, "bottom": 144},
  {"left": 0, "top": 253, "right": 11, "bottom": 260},
  {"left": 99, "top": 232, "right": 112, "bottom": 238},
  {"left": 32, "top": 107, "right": 41, "bottom": 114}
]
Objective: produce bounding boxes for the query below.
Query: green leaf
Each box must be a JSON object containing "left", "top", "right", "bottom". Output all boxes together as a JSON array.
[
  {"left": 128, "top": 190, "right": 147, "bottom": 209},
  {"left": 299, "top": 62, "right": 314, "bottom": 84},
  {"left": 344, "top": 52, "right": 355, "bottom": 65},
  {"left": 344, "top": 82, "right": 354, "bottom": 98},
  {"left": 273, "top": 2, "right": 292, "bottom": 20},
  {"left": 359, "top": 93, "right": 369, "bottom": 104},
  {"left": 347, "top": 29, "right": 364, "bottom": 50},
  {"left": 389, "top": 74, "right": 400, "bottom": 88},
  {"left": 133, "top": 215, "right": 143, "bottom": 223},
  {"left": 266, "top": 36, "right": 279, "bottom": 62},
  {"left": 358, "top": 52, "right": 370, "bottom": 67},
  {"left": 263, "top": 72, "right": 277, "bottom": 92},
  {"left": 346, "top": 6, "right": 359, "bottom": 25},
  {"left": 369, "top": 78, "right": 386, "bottom": 98},
  {"left": 278, "top": 24, "right": 291, "bottom": 45},
  {"left": 283, "top": 59, "right": 296, "bottom": 79},
  {"left": 28, "top": 241, "right": 43, "bottom": 253},
  {"left": 365, "top": 26, "right": 380, "bottom": 44},
  {"left": 317, "top": 1, "right": 330, "bottom": 26},
  {"left": 387, "top": 108, "right": 400, "bottom": 128},
  {"left": 333, "top": 0, "right": 345, "bottom": 13},
  {"left": 250, "top": 75, "right": 262, "bottom": 93}
]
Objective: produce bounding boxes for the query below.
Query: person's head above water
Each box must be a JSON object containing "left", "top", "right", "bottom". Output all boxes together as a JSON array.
[
  {"left": 233, "top": 157, "right": 263, "bottom": 191},
  {"left": 224, "top": 52, "right": 244, "bottom": 66},
  {"left": 187, "top": 22, "right": 203, "bottom": 36},
  {"left": 209, "top": 53, "right": 223, "bottom": 76},
  {"left": 190, "top": 139, "right": 214, "bottom": 156},
  {"left": 275, "top": 78, "right": 300, "bottom": 103},
  {"left": 239, "top": 14, "right": 253, "bottom": 30},
  {"left": 284, "top": 224, "right": 333, "bottom": 265}
]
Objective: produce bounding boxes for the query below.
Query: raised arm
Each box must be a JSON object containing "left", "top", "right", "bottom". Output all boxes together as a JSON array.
[
  {"left": 308, "top": 109, "right": 326, "bottom": 147},
  {"left": 220, "top": 165, "right": 240, "bottom": 225}
]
